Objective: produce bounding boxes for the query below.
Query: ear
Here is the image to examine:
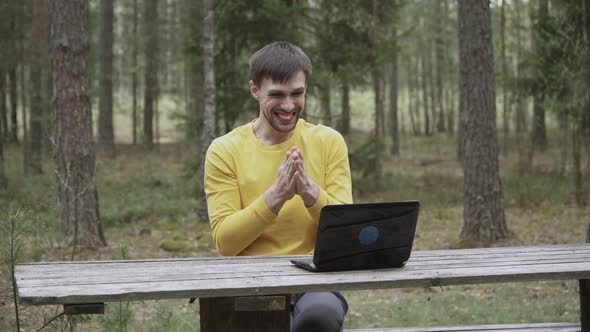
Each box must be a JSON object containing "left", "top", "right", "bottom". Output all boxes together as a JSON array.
[{"left": 249, "top": 80, "right": 259, "bottom": 100}]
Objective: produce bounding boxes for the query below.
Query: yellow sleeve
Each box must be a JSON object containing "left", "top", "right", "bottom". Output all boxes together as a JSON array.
[
  {"left": 307, "top": 131, "right": 353, "bottom": 223},
  {"left": 204, "top": 140, "right": 276, "bottom": 256}
]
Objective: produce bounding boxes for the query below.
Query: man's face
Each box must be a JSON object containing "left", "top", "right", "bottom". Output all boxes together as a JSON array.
[{"left": 250, "top": 71, "right": 306, "bottom": 134}]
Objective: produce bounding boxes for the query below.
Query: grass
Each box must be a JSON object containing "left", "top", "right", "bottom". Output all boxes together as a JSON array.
[{"left": 0, "top": 124, "right": 588, "bottom": 331}]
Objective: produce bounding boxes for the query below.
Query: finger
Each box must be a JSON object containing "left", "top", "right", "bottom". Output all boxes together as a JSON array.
[
  {"left": 285, "top": 156, "right": 295, "bottom": 177},
  {"left": 293, "top": 159, "right": 302, "bottom": 173},
  {"left": 295, "top": 159, "right": 306, "bottom": 176},
  {"left": 294, "top": 149, "right": 303, "bottom": 161},
  {"left": 290, "top": 171, "right": 299, "bottom": 190}
]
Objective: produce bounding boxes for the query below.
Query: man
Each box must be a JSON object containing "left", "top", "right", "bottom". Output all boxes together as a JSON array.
[{"left": 204, "top": 41, "right": 352, "bottom": 332}]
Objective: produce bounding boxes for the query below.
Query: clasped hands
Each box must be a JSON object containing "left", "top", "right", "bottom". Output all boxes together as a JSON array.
[{"left": 263, "top": 146, "right": 320, "bottom": 215}]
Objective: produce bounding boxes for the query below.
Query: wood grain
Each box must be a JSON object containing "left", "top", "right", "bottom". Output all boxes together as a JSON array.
[
  {"left": 15, "top": 244, "right": 590, "bottom": 305},
  {"left": 347, "top": 322, "right": 580, "bottom": 331}
]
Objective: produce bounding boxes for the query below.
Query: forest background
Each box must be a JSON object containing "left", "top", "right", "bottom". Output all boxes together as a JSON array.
[{"left": 0, "top": 0, "right": 590, "bottom": 331}]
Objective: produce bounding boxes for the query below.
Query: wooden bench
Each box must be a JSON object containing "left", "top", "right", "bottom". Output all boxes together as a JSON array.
[
  {"left": 347, "top": 322, "right": 581, "bottom": 331},
  {"left": 15, "top": 243, "right": 590, "bottom": 332}
]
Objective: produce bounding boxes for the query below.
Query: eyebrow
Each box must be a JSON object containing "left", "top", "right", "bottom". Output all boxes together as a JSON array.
[{"left": 267, "top": 87, "right": 305, "bottom": 95}]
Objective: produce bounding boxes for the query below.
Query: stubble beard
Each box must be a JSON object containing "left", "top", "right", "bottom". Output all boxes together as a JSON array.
[{"left": 263, "top": 107, "right": 302, "bottom": 133}]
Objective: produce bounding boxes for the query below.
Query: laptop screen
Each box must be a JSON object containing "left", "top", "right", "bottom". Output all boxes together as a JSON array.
[{"left": 313, "top": 201, "right": 420, "bottom": 271}]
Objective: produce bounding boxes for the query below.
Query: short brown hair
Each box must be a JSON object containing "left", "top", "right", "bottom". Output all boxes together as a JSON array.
[{"left": 249, "top": 41, "right": 312, "bottom": 87}]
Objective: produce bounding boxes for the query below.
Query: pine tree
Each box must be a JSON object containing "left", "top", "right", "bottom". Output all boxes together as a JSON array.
[
  {"left": 458, "top": 0, "right": 509, "bottom": 242},
  {"left": 98, "top": 0, "right": 115, "bottom": 156},
  {"left": 198, "top": 0, "right": 217, "bottom": 223},
  {"left": 49, "top": 0, "right": 107, "bottom": 248}
]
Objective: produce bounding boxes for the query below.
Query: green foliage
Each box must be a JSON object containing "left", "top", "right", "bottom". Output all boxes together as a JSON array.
[
  {"left": 517, "top": 1, "right": 589, "bottom": 118},
  {"left": 99, "top": 172, "right": 197, "bottom": 226},
  {"left": 181, "top": 151, "right": 203, "bottom": 199},
  {"left": 146, "top": 301, "right": 199, "bottom": 332},
  {"left": 158, "top": 231, "right": 196, "bottom": 253},
  {"left": 348, "top": 138, "right": 377, "bottom": 197},
  {"left": 98, "top": 302, "right": 134, "bottom": 332},
  {"left": 343, "top": 281, "right": 578, "bottom": 328},
  {"left": 0, "top": 206, "right": 33, "bottom": 266},
  {"left": 504, "top": 173, "right": 571, "bottom": 208},
  {"left": 0, "top": 206, "right": 33, "bottom": 331}
]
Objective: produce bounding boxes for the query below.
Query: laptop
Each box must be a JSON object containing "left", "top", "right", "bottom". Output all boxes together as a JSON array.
[{"left": 290, "top": 201, "right": 420, "bottom": 272}]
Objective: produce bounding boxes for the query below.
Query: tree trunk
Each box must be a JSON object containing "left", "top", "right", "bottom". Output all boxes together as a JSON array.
[
  {"left": 320, "top": 80, "right": 332, "bottom": 126},
  {"left": 558, "top": 112, "right": 569, "bottom": 175},
  {"left": 98, "top": 0, "right": 115, "bottom": 156},
  {"left": 372, "top": 0, "right": 383, "bottom": 182},
  {"left": 0, "top": 71, "right": 6, "bottom": 140},
  {"left": 444, "top": 0, "right": 454, "bottom": 135},
  {"left": 529, "top": 0, "right": 548, "bottom": 154},
  {"left": 399, "top": 90, "right": 405, "bottom": 134},
  {"left": 421, "top": 52, "right": 430, "bottom": 136},
  {"left": 19, "top": 41, "right": 29, "bottom": 173},
  {"left": 410, "top": 57, "right": 420, "bottom": 136},
  {"left": 132, "top": 0, "right": 138, "bottom": 145},
  {"left": 435, "top": 0, "right": 445, "bottom": 133},
  {"left": 447, "top": 74, "right": 455, "bottom": 135},
  {"left": 514, "top": 0, "right": 529, "bottom": 174},
  {"left": 143, "top": 0, "right": 158, "bottom": 150},
  {"left": 527, "top": 0, "right": 549, "bottom": 170},
  {"left": 341, "top": 82, "right": 350, "bottom": 136},
  {"left": 155, "top": 92, "right": 160, "bottom": 150},
  {"left": 49, "top": 0, "right": 107, "bottom": 248},
  {"left": 573, "top": 118, "right": 587, "bottom": 207},
  {"left": 428, "top": 49, "right": 437, "bottom": 135},
  {"left": 198, "top": 0, "right": 217, "bottom": 223},
  {"left": 43, "top": 41, "right": 53, "bottom": 158},
  {"left": 524, "top": 0, "right": 547, "bottom": 168},
  {"left": 9, "top": 14, "right": 18, "bottom": 143},
  {"left": 8, "top": 16, "right": 21, "bottom": 143},
  {"left": 28, "top": 0, "right": 46, "bottom": 174},
  {"left": 407, "top": 73, "right": 417, "bottom": 136},
  {"left": 458, "top": 0, "right": 509, "bottom": 243},
  {"left": 514, "top": 0, "right": 527, "bottom": 134},
  {"left": 9, "top": 67, "right": 18, "bottom": 143},
  {"left": 0, "top": 120, "right": 5, "bottom": 189},
  {"left": 457, "top": 85, "right": 465, "bottom": 165},
  {"left": 188, "top": 0, "right": 204, "bottom": 142},
  {"left": 500, "top": 0, "right": 510, "bottom": 157},
  {"left": 389, "top": 60, "right": 399, "bottom": 156}
]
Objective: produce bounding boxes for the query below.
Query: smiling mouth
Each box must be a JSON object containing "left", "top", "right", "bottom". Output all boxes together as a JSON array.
[{"left": 274, "top": 112, "right": 295, "bottom": 123}]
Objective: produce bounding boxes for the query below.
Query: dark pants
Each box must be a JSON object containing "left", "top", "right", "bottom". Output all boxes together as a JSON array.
[{"left": 291, "top": 292, "right": 348, "bottom": 332}]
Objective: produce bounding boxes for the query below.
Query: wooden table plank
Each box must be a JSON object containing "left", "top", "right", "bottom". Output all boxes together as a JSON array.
[
  {"left": 15, "top": 256, "right": 590, "bottom": 289},
  {"left": 347, "top": 322, "right": 581, "bottom": 331},
  {"left": 15, "top": 246, "right": 590, "bottom": 281},
  {"left": 16, "top": 246, "right": 590, "bottom": 286},
  {"left": 16, "top": 244, "right": 590, "bottom": 305}
]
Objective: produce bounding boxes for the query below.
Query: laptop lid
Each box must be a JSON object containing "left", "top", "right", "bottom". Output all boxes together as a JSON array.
[{"left": 312, "top": 201, "right": 420, "bottom": 272}]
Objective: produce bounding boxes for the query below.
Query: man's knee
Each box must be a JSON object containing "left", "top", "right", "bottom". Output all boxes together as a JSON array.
[{"left": 291, "top": 292, "right": 346, "bottom": 332}]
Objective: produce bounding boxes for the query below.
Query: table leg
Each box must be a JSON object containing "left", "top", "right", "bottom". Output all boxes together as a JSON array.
[
  {"left": 581, "top": 279, "right": 590, "bottom": 332},
  {"left": 580, "top": 224, "right": 590, "bottom": 332},
  {"left": 200, "top": 295, "right": 290, "bottom": 332}
]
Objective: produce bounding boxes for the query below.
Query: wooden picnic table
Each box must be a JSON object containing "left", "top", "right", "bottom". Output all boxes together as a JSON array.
[{"left": 15, "top": 243, "right": 590, "bottom": 331}]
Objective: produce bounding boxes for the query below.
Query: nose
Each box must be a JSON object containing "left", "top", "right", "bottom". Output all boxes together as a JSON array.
[{"left": 281, "top": 97, "right": 296, "bottom": 112}]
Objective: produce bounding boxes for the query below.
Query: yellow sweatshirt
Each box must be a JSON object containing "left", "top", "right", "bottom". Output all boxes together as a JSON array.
[{"left": 204, "top": 119, "right": 353, "bottom": 256}]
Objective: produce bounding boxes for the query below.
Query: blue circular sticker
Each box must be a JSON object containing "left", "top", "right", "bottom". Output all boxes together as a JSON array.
[{"left": 358, "top": 226, "right": 379, "bottom": 246}]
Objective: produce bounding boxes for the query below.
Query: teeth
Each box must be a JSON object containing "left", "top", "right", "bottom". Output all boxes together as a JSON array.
[{"left": 277, "top": 113, "right": 292, "bottom": 120}]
